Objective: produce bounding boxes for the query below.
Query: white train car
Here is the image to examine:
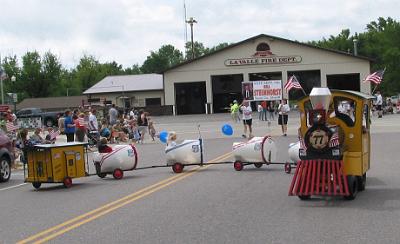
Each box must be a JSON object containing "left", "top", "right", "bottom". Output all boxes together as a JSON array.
[
  {"left": 165, "top": 139, "right": 203, "bottom": 173},
  {"left": 93, "top": 144, "right": 138, "bottom": 179}
]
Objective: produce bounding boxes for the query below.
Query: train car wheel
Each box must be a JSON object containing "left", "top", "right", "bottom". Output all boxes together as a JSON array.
[
  {"left": 298, "top": 195, "right": 311, "bottom": 200},
  {"left": 32, "top": 182, "right": 41, "bottom": 189},
  {"left": 63, "top": 177, "right": 73, "bottom": 188},
  {"left": 172, "top": 163, "right": 184, "bottom": 173},
  {"left": 233, "top": 161, "right": 243, "bottom": 171},
  {"left": 284, "top": 163, "right": 291, "bottom": 174},
  {"left": 113, "top": 169, "right": 124, "bottom": 179},
  {"left": 344, "top": 176, "right": 358, "bottom": 200},
  {"left": 357, "top": 173, "right": 366, "bottom": 191},
  {"left": 254, "top": 163, "right": 263, "bottom": 168},
  {"left": 98, "top": 173, "right": 107, "bottom": 178}
]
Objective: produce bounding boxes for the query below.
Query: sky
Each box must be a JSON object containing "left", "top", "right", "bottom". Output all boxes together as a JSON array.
[{"left": 0, "top": 0, "right": 399, "bottom": 68}]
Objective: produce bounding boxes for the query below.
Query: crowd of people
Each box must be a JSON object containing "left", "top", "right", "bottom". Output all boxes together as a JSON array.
[
  {"left": 230, "top": 99, "right": 290, "bottom": 138},
  {"left": 58, "top": 104, "right": 157, "bottom": 145},
  {"left": 0, "top": 104, "right": 159, "bottom": 165}
]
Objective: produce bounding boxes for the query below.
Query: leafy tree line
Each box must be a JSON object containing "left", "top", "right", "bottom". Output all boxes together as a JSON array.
[
  {"left": 0, "top": 42, "right": 229, "bottom": 101},
  {"left": 309, "top": 17, "right": 400, "bottom": 96},
  {"left": 1, "top": 16, "right": 399, "bottom": 102}
]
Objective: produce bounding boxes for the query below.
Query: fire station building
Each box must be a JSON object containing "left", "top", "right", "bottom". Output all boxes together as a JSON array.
[{"left": 162, "top": 34, "right": 371, "bottom": 115}]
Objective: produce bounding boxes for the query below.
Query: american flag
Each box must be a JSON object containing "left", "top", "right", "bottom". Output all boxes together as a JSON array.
[
  {"left": 284, "top": 75, "right": 303, "bottom": 92},
  {"left": 0, "top": 68, "right": 7, "bottom": 79},
  {"left": 6, "top": 122, "right": 18, "bottom": 132},
  {"left": 78, "top": 118, "right": 87, "bottom": 127},
  {"left": 364, "top": 70, "right": 385, "bottom": 85},
  {"left": 50, "top": 130, "right": 60, "bottom": 140},
  {"left": 329, "top": 132, "right": 340, "bottom": 147}
]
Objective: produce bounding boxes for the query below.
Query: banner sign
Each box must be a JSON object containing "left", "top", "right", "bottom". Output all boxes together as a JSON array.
[
  {"left": 242, "top": 80, "right": 282, "bottom": 101},
  {"left": 225, "top": 55, "right": 302, "bottom": 66},
  {"left": 16, "top": 117, "right": 42, "bottom": 129}
]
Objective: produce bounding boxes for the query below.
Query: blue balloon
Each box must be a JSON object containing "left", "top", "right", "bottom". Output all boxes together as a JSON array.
[
  {"left": 159, "top": 130, "right": 168, "bottom": 144},
  {"left": 222, "top": 124, "right": 233, "bottom": 136}
]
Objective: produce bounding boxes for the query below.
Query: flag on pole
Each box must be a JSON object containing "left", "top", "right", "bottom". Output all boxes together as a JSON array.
[
  {"left": 363, "top": 69, "right": 385, "bottom": 85},
  {"left": 284, "top": 75, "right": 303, "bottom": 92},
  {"left": 50, "top": 130, "right": 60, "bottom": 140},
  {"left": 6, "top": 122, "right": 19, "bottom": 132},
  {"left": 0, "top": 67, "right": 7, "bottom": 79}
]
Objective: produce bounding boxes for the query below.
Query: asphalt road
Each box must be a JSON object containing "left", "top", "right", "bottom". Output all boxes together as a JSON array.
[{"left": 1, "top": 113, "right": 400, "bottom": 244}]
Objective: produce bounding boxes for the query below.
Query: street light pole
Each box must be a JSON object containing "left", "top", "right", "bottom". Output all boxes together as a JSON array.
[{"left": 186, "top": 17, "right": 197, "bottom": 60}]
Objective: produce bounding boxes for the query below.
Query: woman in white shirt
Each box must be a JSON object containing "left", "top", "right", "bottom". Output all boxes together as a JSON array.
[
  {"left": 278, "top": 99, "right": 290, "bottom": 136},
  {"left": 240, "top": 100, "right": 253, "bottom": 139}
]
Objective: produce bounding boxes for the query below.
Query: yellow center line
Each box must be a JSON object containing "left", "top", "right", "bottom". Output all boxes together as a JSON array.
[{"left": 18, "top": 152, "right": 232, "bottom": 244}]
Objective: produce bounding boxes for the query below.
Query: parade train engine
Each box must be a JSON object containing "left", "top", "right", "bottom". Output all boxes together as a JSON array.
[{"left": 288, "top": 88, "right": 373, "bottom": 200}]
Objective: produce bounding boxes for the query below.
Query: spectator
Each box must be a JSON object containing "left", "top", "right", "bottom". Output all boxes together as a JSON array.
[
  {"left": 45, "top": 127, "right": 57, "bottom": 144},
  {"left": 64, "top": 110, "right": 76, "bottom": 142},
  {"left": 268, "top": 101, "right": 275, "bottom": 121},
  {"left": 137, "top": 110, "right": 149, "bottom": 143},
  {"left": 230, "top": 100, "right": 240, "bottom": 123},
  {"left": 240, "top": 100, "right": 253, "bottom": 139},
  {"left": 376, "top": 91, "right": 383, "bottom": 118},
  {"left": 261, "top": 100, "right": 267, "bottom": 121},
  {"left": 257, "top": 103, "right": 263, "bottom": 121},
  {"left": 148, "top": 120, "right": 156, "bottom": 141},
  {"left": 109, "top": 104, "right": 118, "bottom": 126},
  {"left": 278, "top": 99, "right": 290, "bottom": 136},
  {"left": 75, "top": 113, "right": 86, "bottom": 142},
  {"left": 30, "top": 128, "right": 45, "bottom": 143}
]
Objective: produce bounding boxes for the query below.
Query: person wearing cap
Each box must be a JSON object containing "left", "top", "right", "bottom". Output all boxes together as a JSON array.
[{"left": 230, "top": 100, "right": 240, "bottom": 123}]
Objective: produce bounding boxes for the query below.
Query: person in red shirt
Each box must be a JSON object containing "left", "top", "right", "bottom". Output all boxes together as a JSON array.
[{"left": 261, "top": 101, "right": 267, "bottom": 121}]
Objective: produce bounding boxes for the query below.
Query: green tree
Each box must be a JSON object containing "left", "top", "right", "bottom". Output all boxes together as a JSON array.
[
  {"left": 141, "top": 45, "right": 184, "bottom": 73},
  {"left": 21, "top": 51, "right": 45, "bottom": 97},
  {"left": 42, "top": 51, "right": 62, "bottom": 96},
  {"left": 185, "top": 41, "right": 207, "bottom": 59},
  {"left": 124, "top": 64, "right": 142, "bottom": 75}
]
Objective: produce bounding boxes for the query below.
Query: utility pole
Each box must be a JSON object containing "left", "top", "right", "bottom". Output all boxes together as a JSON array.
[{"left": 186, "top": 17, "right": 197, "bottom": 59}]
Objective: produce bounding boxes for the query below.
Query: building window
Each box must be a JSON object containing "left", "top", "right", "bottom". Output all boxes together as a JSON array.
[
  {"left": 145, "top": 98, "right": 161, "bottom": 106},
  {"left": 256, "top": 42, "right": 270, "bottom": 52}
]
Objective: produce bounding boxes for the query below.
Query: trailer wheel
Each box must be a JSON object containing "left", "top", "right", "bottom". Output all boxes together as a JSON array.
[
  {"left": 63, "top": 177, "right": 72, "bottom": 188},
  {"left": 284, "top": 163, "right": 292, "bottom": 174},
  {"left": 97, "top": 173, "right": 107, "bottom": 178},
  {"left": 113, "top": 169, "right": 124, "bottom": 179},
  {"left": 172, "top": 163, "right": 184, "bottom": 173},
  {"left": 32, "top": 182, "right": 41, "bottom": 189},
  {"left": 233, "top": 161, "right": 243, "bottom": 171},
  {"left": 344, "top": 176, "right": 358, "bottom": 200},
  {"left": 298, "top": 195, "right": 311, "bottom": 200},
  {"left": 254, "top": 163, "right": 263, "bottom": 168},
  {"left": 357, "top": 173, "right": 366, "bottom": 191}
]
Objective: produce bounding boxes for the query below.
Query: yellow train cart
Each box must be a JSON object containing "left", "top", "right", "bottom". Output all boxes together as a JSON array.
[
  {"left": 288, "top": 88, "right": 374, "bottom": 200},
  {"left": 25, "top": 142, "right": 88, "bottom": 189}
]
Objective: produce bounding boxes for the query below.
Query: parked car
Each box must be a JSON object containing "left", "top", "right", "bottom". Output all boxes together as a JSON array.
[
  {"left": 0, "top": 128, "right": 14, "bottom": 182},
  {"left": 16, "top": 108, "right": 63, "bottom": 127}
]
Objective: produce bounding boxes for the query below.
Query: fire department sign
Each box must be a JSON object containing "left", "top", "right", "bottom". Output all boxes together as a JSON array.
[{"left": 225, "top": 56, "right": 302, "bottom": 66}]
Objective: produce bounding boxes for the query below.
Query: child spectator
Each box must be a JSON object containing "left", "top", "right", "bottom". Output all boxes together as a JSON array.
[
  {"left": 30, "top": 128, "right": 45, "bottom": 143},
  {"left": 148, "top": 120, "right": 156, "bottom": 141},
  {"left": 45, "top": 127, "right": 58, "bottom": 144}
]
